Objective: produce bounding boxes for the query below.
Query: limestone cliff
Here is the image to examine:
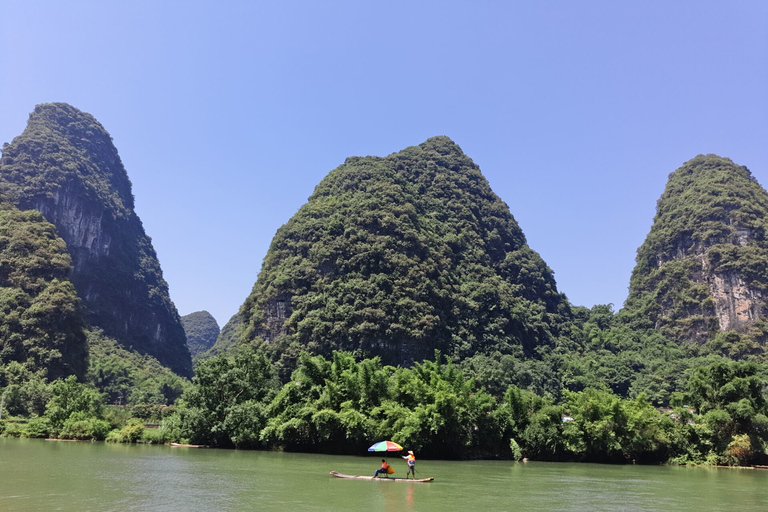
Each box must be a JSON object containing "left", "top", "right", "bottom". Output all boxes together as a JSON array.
[
  {"left": 0, "top": 103, "right": 192, "bottom": 377},
  {"left": 624, "top": 155, "right": 768, "bottom": 347}
]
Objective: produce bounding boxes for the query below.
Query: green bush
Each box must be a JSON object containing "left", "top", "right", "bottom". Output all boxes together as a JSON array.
[
  {"left": 140, "top": 428, "right": 166, "bottom": 444},
  {"left": 2, "top": 421, "right": 24, "bottom": 437},
  {"left": 23, "top": 417, "right": 52, "bottom": 438},
  {"left": 103, "top": 406, "right": 132, "bottom": 429},
  {"left": 509, "top": 438, "right": 523, "bottom": 461},
  {"left": 105, "top": 418, "right": 144, "bottom": 443},
  {"left": 59, "top": 412, "right": 111, "bottom": 440},
  {"left": 159, "top": 413, "right": 183, "bottom": 444},
  {"left": 130, "top": 404, "right": 169, "bottom": 422}
]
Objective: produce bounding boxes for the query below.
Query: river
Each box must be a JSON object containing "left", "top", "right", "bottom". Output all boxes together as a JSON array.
[{"left": 1, "top": 438, "right": 766, "bottom": 511}]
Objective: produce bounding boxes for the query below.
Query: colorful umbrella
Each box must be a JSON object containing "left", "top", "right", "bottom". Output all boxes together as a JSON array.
[{"left": 368, "top": 440, "right": 403, "bottom": 452}]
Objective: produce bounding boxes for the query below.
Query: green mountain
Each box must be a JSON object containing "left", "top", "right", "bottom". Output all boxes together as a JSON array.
[
  {"left": 0, "top": 103, "right": 192, "bottom": 377},
  {"left": 207, "top": 312, "right": 241, "bottom": 358},
  {"left": 181, "top": 311, "right": 220, "bottom": 360},
  {"left": 0, "top": 204, "right": 88, "bottom": 381},
  {"left": 233, "top": 136, "right": 572, "bottom": 370},
  {"left": 623, "top": 155, "right": 768, "bottom": 353}
]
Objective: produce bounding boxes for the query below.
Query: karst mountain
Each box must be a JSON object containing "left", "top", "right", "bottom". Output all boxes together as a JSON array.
[
  {"left": 225, "top": 136, "right": 572, "bottom": 368},
  {"left": 0, "top": 103, "right": 192, "bottom": 377},
  {"left": 181, "top": 310, "right": 220, "bottom": 360},
  {"left": 624, "top": 155, "right": 768, "bottom": 353}
]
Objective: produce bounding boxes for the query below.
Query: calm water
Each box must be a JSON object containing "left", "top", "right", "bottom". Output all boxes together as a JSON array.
[{"left": 2, "top": 438, "right": 767, "bottom": 511}]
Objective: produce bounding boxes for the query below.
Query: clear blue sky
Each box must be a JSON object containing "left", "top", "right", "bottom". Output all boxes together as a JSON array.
[{"left": 2, "top": 1, "right": 767, "bottom": 327}]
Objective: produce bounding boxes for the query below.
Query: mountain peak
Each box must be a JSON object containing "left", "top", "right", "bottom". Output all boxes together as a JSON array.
[
  {"left": 0, "top": 104, "right": 192, "bottom": 377},
  {"left": 234, "top": 138, "right": 569, "bottom": 371},
  {"left": 624, "top": 155, "right": 768, "bottom": 347}
]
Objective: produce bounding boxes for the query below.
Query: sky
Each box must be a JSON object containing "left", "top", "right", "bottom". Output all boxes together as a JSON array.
[{"left": 1, "top": 1, "right": 767, "bottom": 327}]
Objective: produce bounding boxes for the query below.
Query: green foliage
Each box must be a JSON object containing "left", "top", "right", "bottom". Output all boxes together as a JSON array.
[
  {"left": 139, "top": 427, "right": 167, "bottom": 444},
  {"left": 260, "top": 351, "right": 391, "bottom": 452},
  {"left": 0, "top": 103, "right": 192, "bottom": 377},
  {"left": 0, "top": 362, "right": 52, "bottom": 416},
  {"left": 561, "top": 388, "right": 671, "bottom": 463},
  {"left": 23, "top": 416, "right": 52, "bottom": 438},
  {"left": 181, "top": 311, "right": 220, "bottom": 361},
  {"left": 683, "top": 360, "right": 768, "bottom": 463},
  {"left": 624, "top": 155, "right": 768, "bottom": 348},
  {"left": 159, "top": 413, "right": 184, "bottom": 443},
  {"left": 0, "top": 205, "right": 87, "bottom": 381},
  {"left": 44, "top": 375, "right": 104, "bottom": 430},
  {"left": 87, "top": 329, "right": 189, "bottom": 405},
  {"left": 59, "top": 411, "right": 111, "bottom": 440},
  {"left": 375, "top": 354, "right": 500, "bottom": 458},
  {"left": 204, "top": 312, "right": 243, "bottom": 362},
  {"left": 239, "top": 137, "right": 571, "bottom": 372},
  {"left": 724, "top": 434, "right": 754, "bottom": 466},
  {"left": 106, "top": 418, "right": 144, "bottom": 443},
  {"left": 181, "top": 346, "right": 280, "bottom": 447}
]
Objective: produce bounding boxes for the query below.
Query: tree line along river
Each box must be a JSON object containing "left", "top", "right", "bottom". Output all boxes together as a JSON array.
[{"left": 1, "top": 438, "right": 767, "bottom": 511}]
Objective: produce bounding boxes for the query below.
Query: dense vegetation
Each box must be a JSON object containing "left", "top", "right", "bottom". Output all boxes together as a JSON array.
[
  {"left": 0, "top": 204, "right": 87, "bottom": 381},
  {"left": 86, "top": 329, "right": 189, "bottom": 406},
  {"left": 122, "top": 348, "right": 768, "bottom": 465},
  {"left": 181, "top": 311, "right": 220, "bottom": 361},
  {"left": 624, "top": 155, "right": 768, "bottom": 348},
  {"left": 2, "top": 113, "right": 768, "bottom": 467},
  {"left": 0, "top": 103, "right": 192, "bottom": 377},
  {"left": 234, "top": 137, "right": 571, "bottom": 378},
  {"left": 3, "top": 344, "right": 766, "bottom": 466}
]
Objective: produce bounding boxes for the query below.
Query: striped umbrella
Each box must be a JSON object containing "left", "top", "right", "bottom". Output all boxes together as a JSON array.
[{"left": 367, "top": 440, "right": 403, "bottom": 452}]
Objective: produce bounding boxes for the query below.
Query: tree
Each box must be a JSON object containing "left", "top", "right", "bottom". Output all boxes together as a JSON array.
[
  {"left": 181, "top": 347, "right": 279, "bottom": 447},
  {"left": 685, "top": 361, "right": 768, "bottom": 463}
]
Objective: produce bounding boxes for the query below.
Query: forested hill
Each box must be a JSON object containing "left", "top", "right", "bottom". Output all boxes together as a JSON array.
[
  {"left": 233, "top": 136, "right": 572, "bottom": 370},
  {"left": 181, "top": 311, "right": 220, "bottom": 360},
  {"left": 0, "top": 103, "right": 192, "bottom": 377},
  {"left": 623, "top": 155, "right": 768, "bottom": 352},
  {"left": 0, "top": 204, "right": 88, "bottom": 380}
]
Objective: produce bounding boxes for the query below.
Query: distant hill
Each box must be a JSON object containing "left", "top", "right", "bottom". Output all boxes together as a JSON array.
[
  {"left": 232, "top": 136, "right": 572, "bottom": 370},
  {"left": 181, "top": 311, "right": 220, "bottom": 359},
  {"left": 0, "top": 204, "right": 88, "bottom": 380},
  {"left": 0, "top": 103, "right": 192, "bottom": 377},
  {"left": 623, "top": 155, "right": 768, "bottom": 353},
  {"left": 207, "top": 312, "right": 242, "bottom": 358}
]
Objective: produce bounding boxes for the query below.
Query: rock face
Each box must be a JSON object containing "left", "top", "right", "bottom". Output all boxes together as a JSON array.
[
  {"left": 235, "top": 136, "right": 571, "bottom": 368},
  {"left": 624, "top": 155, "right": 768, "bottom": 345},
  {"left": 0, "top": 103, "right": 192, "bottom": 377},
  {"left": 181, "top": 311, "right": 220, "bottom": 359}
]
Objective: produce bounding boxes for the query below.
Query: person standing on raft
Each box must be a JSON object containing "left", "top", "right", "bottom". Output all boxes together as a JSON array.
[{"left": 402, "top": 450, "right": 416, "bottom": 479}]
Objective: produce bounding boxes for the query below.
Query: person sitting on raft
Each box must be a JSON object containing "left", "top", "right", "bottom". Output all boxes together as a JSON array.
[{"left": 373, "top": 459, "right": 390, "bottom": 478}]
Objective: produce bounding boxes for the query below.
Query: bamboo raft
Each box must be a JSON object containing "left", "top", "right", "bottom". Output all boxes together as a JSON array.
[{"left": 330, "top": 471, "right": 434, "bottom": 482}]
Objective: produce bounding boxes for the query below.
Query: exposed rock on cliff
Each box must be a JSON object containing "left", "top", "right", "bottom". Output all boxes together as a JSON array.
[
  {"left": 624, "top": 155, "right": 768, "bottom": 347},
  {"left": 235, "top": 136, "right": 571, "bottom": 369},
  {"left": 0, "top": 103, "right": 192, "bottom": 377}
]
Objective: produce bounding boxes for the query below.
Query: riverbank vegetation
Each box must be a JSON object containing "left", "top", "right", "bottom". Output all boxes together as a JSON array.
[{"left": 4, "top": 346, "right": 765, "bottom": 467}]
